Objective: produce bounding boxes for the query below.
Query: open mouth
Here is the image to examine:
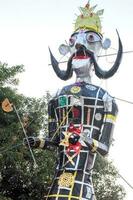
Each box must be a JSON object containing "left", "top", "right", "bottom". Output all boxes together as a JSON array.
[
  {"left": 72, "top": 47, "right": 92, "bottom": 60},
  {"left": 71, "top": 48, "right": 93, "bottom": 72},
  {"left": 73, "top": 55, "right": 90, "bottom": 59}
]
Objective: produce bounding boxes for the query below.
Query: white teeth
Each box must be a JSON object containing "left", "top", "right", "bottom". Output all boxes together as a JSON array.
[{"left": 83, "top": 49, "right": 86, "bottom": 57}]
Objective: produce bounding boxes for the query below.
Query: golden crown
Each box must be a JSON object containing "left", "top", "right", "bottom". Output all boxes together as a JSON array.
[{"left": 74, "top": 1, "right": 104, "bottom": 34}]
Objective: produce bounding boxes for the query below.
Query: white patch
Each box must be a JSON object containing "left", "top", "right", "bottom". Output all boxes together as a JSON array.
[
  {"left": 80, "top": 129, "right": 92, "bottom": 144},
  {"left": 86, "top": 85, "right": 97, "bottom": 90},
  {"left": 83, "top": 129, "right": 91, "bottom": 137},
  {"left": 86, "top": 186, "right": 92, "bottom": 198},
  {"left": 70, "top": 96, "right": 81, "bottom": 106},
  {"left": 95, "top": 113, "right": 102, "bottom": 121},
  {"left": 72, "top": 58, "right": 91, "bottom": 69},
  {"left": 103, "top": 92, "right": 113, "bottom": 112}
]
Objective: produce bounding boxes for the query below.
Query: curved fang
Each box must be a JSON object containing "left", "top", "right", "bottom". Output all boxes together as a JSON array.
[
  {"left": 49, "top": 47, "right": 73, "bottom": 80},
  {"left": 93, "top": 30, "right": 123, "bottom": 79}
]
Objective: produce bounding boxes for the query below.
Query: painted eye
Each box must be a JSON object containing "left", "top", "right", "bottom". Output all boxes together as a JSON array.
[
  {"left": 87, "top": 34, "right": 95, "bottom": 42},
  {"left": 86, "top": 32, "right": 101, "bottom": 43},
  {"left": 69, "top": 35, "right": 77, "bottom": 46}
]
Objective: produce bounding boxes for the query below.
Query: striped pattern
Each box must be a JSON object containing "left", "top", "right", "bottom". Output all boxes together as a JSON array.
[
  {"left": 46, "top": 83, "right": 118, "bottom": 200},
  {"left": 45, "top": 171, "right": 94, "bottom": 200}
]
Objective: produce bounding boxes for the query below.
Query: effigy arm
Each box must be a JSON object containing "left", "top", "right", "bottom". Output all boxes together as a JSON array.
[
  {"left": 99, "top": 95, "right": 118, "bottom": 154},
  {"left": 23, "top": 136, "right": 59, "bottom": 151},
  {"left": 80, "top": 134, "right": 108, "bottom": 156}
]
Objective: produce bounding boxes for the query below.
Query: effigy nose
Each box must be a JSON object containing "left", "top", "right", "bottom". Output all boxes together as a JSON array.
[
  {"left": 75, "top": 43, "right": 85, "bottom": 50},
  {"left": 74, "top": 33, "right": 86, "bottom": 49},
  {"left": 75, "top": 43, "right": 82, "bottom": 49}
]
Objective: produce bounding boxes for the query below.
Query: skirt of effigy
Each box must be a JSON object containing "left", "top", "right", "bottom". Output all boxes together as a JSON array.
[{"left": 44, "top": 170, "right": 95, "bottom": 200}]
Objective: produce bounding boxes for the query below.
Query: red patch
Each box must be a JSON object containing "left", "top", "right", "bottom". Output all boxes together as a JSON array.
[{"left": 73, "top": 55, "right": 90, "bottom": 59}]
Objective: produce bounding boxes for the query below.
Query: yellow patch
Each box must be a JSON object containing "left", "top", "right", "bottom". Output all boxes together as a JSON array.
[
  {"left": 70, "top": 86, "right": 81, "bottom": 94},
  {"left": 58, "top": 172, "right": 74, "bottom": 188}
]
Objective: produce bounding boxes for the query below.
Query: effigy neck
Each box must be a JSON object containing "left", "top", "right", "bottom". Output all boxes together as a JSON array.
[{"left": 76, "top": 77, "right": 92, "bottom": 84}]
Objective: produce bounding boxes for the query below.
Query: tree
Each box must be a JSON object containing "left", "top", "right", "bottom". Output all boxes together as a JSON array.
[
  {"left": 93, "top": 154, "right": 126, "bottom": 200},
  {"left": 0, "top": 62, "right": 49, "bottom": 199},
  {"left": 0, "top": 62, "right": 126, "bottom": 199}
]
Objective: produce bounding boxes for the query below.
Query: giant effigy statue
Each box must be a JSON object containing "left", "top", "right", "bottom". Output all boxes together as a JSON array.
[{"left": 24, "top": 1, "right": 123, "bottom": 199}]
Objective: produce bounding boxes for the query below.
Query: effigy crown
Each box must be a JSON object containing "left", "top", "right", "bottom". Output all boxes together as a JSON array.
[{"left": 74, "top": 1, "right": 104, "bottom": 34}]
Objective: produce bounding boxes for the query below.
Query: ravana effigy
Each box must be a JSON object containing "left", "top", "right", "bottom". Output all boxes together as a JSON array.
[{"left": 24, "top": 1, "right": 123, "bottom": 199}]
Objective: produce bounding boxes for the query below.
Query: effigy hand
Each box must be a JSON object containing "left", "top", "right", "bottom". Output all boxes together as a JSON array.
[
  {"left": 80, "top": 133, "right": 98, "bottom": 151},
  {"left": 68, "top": 133, "right": 80, "bottom": 145},
  {"left": 80, "top": 133, "right": 108, "bottom": 155},
  {"left": 23, "top": 136, "right": 43, "bottom": 148},
  {"left": 91, "top": 139, "right": 99, "bottom": 153}
]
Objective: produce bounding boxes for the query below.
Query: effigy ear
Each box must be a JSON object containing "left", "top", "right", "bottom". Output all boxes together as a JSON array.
[{"left": 102, "top": 38, "right": 111, "bottom": 50}]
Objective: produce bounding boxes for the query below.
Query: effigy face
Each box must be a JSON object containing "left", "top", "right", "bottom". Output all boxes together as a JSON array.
[
  {"left": 68, "top": 29, "right": 103, "bottom": 81},
  {"left": 69, "top": 30, "right": 103, "bottom": 55}
]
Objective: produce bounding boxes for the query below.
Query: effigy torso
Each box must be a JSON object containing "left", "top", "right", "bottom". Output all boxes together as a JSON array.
[{"left": 45, "top": 81, "right": 115, "bottom": 200}]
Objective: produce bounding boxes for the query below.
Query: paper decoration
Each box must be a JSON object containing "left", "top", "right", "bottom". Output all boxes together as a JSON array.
[
  {"left": 74, "top": 2, "right": 104, "bottom": 33},
  {"left": 59, "top": 96, "right": 67, "bottom": 106},
  {"left": 2, "top": 98, "right": 13, "bottom": 112}
]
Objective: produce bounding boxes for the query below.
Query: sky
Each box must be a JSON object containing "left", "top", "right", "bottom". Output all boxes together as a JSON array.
[{"left": 0, "top": 0, "right": 133, "bottom": 199}]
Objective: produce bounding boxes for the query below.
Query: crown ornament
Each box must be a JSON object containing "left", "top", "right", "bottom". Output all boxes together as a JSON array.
[{"left": 74, "top": 0, "right": 104, "bottom": 34}]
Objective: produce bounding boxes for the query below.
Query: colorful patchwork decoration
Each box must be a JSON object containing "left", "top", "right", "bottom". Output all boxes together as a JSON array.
[
  {"left": 60, "top": 123, "right": 82, "bottom": 165},
  {"left": 58, "top": 172, "right": 74, "bottom": 188},
  {"left": 59, "top": 131, "right": 72, "bottom": 147},
  {"left": 72, "top": 107, "right": 80, "bottom": 118},
  {"left": 70, "top": 96, "right": 81, "bottom": 106},
  {"left": 70, "top": 86, "right": 81, "bottom": 94},
  {"left": 59, "top": 96, "right": 67, "bottom": 106},
  {"left": 2, "top": 98, "right": 13, "bottom": 112},
  {"left": 74, "top": 1, "right": 104, "bottom": 33}
]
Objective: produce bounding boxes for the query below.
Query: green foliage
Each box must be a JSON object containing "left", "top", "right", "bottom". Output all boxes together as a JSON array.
[
  {"left": 93, "top": 154, "right": 126, "bottom": 200},
  {"left": 0, "top": 196, "right": 12, "bottom": 200},
  {"left": 0, "top": 62, "right": 24, "bottom": 86},
  {"left": 0, "top": 90, "right": 51, "bottom": 199},
  {"left": 0, "top": 62, "right": 50, "bottom": 199}
]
